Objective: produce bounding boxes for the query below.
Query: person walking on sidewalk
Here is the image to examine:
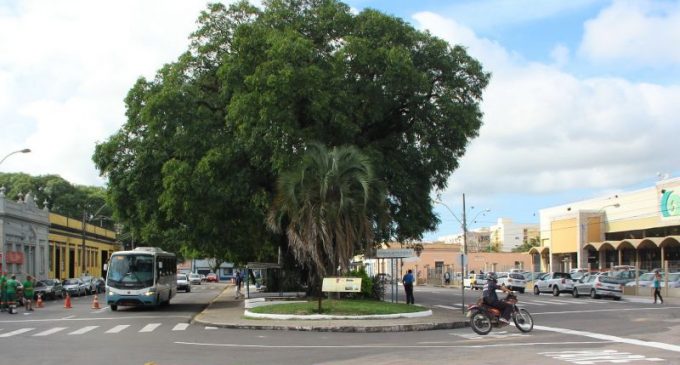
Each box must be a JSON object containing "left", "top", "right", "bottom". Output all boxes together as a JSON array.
[
  {"left": 653, "top": 270, "right": 664, "bottom": 304},
  {"left": 6, "top": 275, "right": 19, "bottom": 312},
  {"left": 403, "top": 269, "right": 415, "bottom": 304},
  {"left": 235, "top": 271, "right": 243, "bottom": 299}
]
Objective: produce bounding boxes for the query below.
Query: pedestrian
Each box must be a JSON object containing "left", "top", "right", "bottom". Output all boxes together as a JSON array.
[
  {"left": 6, "top": 275, "right": 19, "bottom": 313},
  {"left": 444, "top": 271, "right": 451, "bottom": 285},
  {"left": 0, "top": 272, "right": 7, "bottom": 312},
  {"left": 23, "top": 275, "right": 34, "bottom": 311},
  {"left": 403, "top": 269, "right": 415, "bottom": 304},
  {"left": 234, "top": 271, "right": 243, "bottom": 299},
  {"left": 652, "top": 270, "right": 664, "bottom": 304}
]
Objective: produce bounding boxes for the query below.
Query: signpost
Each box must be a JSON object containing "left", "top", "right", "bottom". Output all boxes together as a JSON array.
[{"left": 375, "top": 249, "right": 415, "bottom": 303}]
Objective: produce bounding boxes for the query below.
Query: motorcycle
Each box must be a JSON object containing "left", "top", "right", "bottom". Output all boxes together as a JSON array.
[{"left": 466, "top": 292, "right": 534, "bottom": 335}]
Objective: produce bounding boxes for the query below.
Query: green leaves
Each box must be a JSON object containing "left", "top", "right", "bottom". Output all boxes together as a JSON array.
[{"left": 94, "top": 0, "right": 488, "bottom": 268}]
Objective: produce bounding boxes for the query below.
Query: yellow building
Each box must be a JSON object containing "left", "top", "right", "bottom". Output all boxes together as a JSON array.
[
  {"left": 533, "top": 178, "right": 680, "bottom": 273},
  {"left": 48, "top": 213, "right": 120, "bottom": 279}
]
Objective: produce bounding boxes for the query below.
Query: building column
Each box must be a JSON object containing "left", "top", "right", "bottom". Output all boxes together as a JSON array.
[
  {"left": 618, "top": 249, "right": 623, "bottom": 266},
  {"left": 599, "top": 250, "right": 605, "bottom": 270}
]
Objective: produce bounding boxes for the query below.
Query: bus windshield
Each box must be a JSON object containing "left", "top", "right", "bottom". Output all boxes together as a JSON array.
[{"left": 107, "top": 254, "right": 155, "bottom": 290}]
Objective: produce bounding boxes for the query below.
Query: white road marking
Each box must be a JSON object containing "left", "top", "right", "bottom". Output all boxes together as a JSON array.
[
  {"left": 534, "top": 324, "right": 680, "bottom": 353},
  {"left": 0, "top": 328, "right": 34, "bottom": 337},
  {"left": 172, "top": 323, "right": 190, "bottom": 331},
  {"left": 434, "top": 304, "right": 461, "bottom": 310},
  {"left": 69, "top": 326, "right": 98, "bottom": 335},
  {"left": 539, "top": 350, "right": 664, "bottom": 364},
  {"left": 520, "top": 301, "right": 547, "bottom": 306},
  {"left": 33, "top": 327, "right": 68, "bottom": 336},
  {"left": 528, "top": 299, "right": 567, "bottom": 305},
  {"left": 139, "top": 323, "right": 161, "bottom": 332},
  {"left": 175, "top": 341, "right": 613, "bottom": 349},
  {"left": 550, "top": 299, "right": 586, "bottom": 304},
  {"left": 105, "top": 325, "right": 130, "bottom": 333},
  {"left": 205, "top": 326, "right": 218, "bottom": 330},
  {"left": 533, "top": 306, "right": 680, "bottom": 315}
]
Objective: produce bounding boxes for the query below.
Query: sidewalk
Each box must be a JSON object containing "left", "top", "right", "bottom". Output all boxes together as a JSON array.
[{"left": 192, "top": 284, "right": 468, "bottom": 332}]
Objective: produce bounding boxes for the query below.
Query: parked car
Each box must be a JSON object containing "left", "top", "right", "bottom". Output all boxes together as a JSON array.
[
  {"left": 573, "top": 274, "right": 622, "bottom": 300},
  {"left": 662, "top": 273, "right": 680, "bottom": 288},
  {"left": 624, "top": 272, "right": 658, "bottom": 288},
  {"left": 92, "top": 277, "right": 106, "bottom": 293},
  {"left": 176, "top": 274, "right": 191, "bottom": 292},
  {"left": 498, "top": 272, "right": 527, "bottom": 293},
  {"left": 188, "top": 273, "right": 202, "bottom": 285},
  {"left": 80, "top": 275, "right": 97, "bottom": 294},
  {"left": 606, "top": 268, "right": 647, "bottom": 285},
  {"left": 524, "top": 272, "right": 546, "bottom": 282},
  {"left": 63, "top": 278, "right": 86, "bottom": 297},
  {"left": 206, "top": 273, "right": 218, "bottom": 283},
  {"left": 34, "top": 279, "right": 65, "bottom": 300},
  {"left": 533, "top": 272, "right": 574, "bottom": 296},
  {"left": 472, "top": 273, "right": 488, "bottom": 290}
]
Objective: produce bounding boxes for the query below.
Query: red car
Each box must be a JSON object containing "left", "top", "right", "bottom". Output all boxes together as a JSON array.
[{"left": 206, "top": 273, "right": 218, "bottom": 282}]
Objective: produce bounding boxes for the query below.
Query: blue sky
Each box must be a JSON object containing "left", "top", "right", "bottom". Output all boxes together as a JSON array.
[{"left": 1, "top": 0, "right": 679, "bottom": 242}]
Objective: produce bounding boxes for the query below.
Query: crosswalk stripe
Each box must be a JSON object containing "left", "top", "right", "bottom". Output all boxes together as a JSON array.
[
  {"left": 106, "top": 325, "right": 130, "bottom": 334},
  {"left": 551, "top": 299, "right": 585, "bottom": 304},
  {"left": 0, "top": 328, "right": 34, "bottom": 337},
  {"left": 435, "top": 304, "right": 461, "bottom": 310},
  {"left": 69, "top": 326, "right": 98, "bottom": 335},
  {"left": 139, "top": 323, "right": 161, "bottom": 333},
  {"left": 521, "top": 301, "right": 546, "bottom": 306},
  {"left": 33, "top": 327, "right": 67, "bottom": 336},
  {"left": 529, "top": 300, "right": 566, "bottom": 305},
  {"left": 172, "top": 323, "right": 189, "bottom": 331}
]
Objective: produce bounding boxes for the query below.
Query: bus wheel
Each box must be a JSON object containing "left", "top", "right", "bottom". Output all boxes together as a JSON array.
[{"left": 111, "top": 304, "right": 118, "bottom": 311}]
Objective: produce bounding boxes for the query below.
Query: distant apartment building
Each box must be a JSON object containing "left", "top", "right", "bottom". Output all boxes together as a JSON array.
[
  {"left": 439, "top": 218, "right": 538, "bottom": 252},
  {"left": 489, "top": 218, "right": 540, "bottom": 252}
]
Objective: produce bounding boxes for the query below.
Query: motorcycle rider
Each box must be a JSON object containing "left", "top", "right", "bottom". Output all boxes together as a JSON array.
[{"left": 482, "top": 272, "right": 513, "bottom": 324}]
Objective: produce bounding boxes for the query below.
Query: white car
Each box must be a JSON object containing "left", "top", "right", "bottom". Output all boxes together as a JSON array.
[
  {"left": 176, "top": 274, "right": 191, "bottom": 292},
  {"left": 624, "top": 272, "right": 657, "bottom": 288},
  {"left": 188, "top": 273, "right": 202, "bottom": 285},
  {"left": 498, "top": 272, "right": 527, "bottom": 293},
  {"left": 533, "top": 272, "right": 574, "bottom": 296},
  {"left": 573, "top": 273, "right": 622, "bottom": 300}
]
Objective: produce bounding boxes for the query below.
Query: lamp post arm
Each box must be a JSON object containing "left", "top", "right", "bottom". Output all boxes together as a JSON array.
[{"left": 0, "top": 148, "right": 31, "bottom": 166}]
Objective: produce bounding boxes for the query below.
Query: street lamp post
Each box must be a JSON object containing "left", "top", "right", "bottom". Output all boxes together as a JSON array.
[
  {"left": 82, "top": 203, "right": 108, "bottom": 274},
  {"left": 0, "top": 148, "right": 31, "bottom": 166},
  {"left": 434, "top": 193, "right": 490, "bottom": 313}
]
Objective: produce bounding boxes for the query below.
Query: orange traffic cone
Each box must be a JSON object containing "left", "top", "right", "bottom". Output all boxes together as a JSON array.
[
  {"left": 36, "top": 294, "right": 44, "bottom": 308},
  {"left": 64, "top": 293, "right": 72, "bottom": 309},
  {"left": 91, "top": 294, "right": 100, "bottom": 309}
]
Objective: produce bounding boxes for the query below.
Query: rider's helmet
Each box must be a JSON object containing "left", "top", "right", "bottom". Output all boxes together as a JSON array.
[{"left": 487, "top": 272, "right": 497, "bottom": 280}]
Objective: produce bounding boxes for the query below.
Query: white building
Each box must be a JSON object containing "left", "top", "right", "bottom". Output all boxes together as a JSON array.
[{"left": 489, "top": 218, "right": 540, "bottom": 252}]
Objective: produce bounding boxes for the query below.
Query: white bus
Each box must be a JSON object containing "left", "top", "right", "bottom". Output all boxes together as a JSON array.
[{"left": 105, "top": 247, "right": 177, "bottom": 311}]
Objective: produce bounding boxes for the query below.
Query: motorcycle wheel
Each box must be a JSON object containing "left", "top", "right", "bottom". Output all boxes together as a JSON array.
[
  {"left": 513, "top": 308, "right": 534, "bottom": 333},
  {"left": 470, "top": 311, "right": 493, "bottom": 335}
]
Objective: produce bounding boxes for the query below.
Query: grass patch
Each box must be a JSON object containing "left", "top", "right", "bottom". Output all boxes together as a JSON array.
[{"left": 249, "top": 299, "right": 427, "bottom": 315}]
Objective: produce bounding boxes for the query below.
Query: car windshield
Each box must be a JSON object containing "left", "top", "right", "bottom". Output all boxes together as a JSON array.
[
  {"left": 64, "top": 279, "right": 78, "bottom": 285},
  {"left": 639, "top": 273, "right": 655, "bottom": 281},
  {"left": 668, "top": 273, "right": 680, "bottom": 281},
  {"left": 599, "top": 276, "right": 619, "bottom": 284},
  {"left": 509, "top": 273, "right": 524, "bottom": 280},
  {"left": 177, "top": 275, "right": 187, "bottom": 280}
]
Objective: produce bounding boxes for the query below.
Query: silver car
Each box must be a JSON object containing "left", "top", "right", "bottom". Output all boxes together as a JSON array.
[
  {"left": 624, "top": 272, "right": 657, "bottom": 288},
  {"left": 573, "top": 274, "right": 622, "bottom": 300}
]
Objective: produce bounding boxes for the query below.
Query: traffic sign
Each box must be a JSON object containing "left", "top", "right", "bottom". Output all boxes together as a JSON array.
[{"left": 376, "top": 249, "right": 415, "bottom": 258}]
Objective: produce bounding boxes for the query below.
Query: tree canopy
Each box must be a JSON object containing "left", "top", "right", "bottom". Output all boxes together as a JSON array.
[{"left": 93, "top": 0, "right": 489, "bottom": 265}]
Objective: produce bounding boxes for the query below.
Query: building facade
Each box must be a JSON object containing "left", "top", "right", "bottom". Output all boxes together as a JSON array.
[
  {"left": 489, "top": 218, "right": 539, "bottom": 252},
  {"left": 533, "top": 178, "right": 680, "bottom": 273},
  {"left": 0, "top": 190, "right": 50, "bottom": 279}
]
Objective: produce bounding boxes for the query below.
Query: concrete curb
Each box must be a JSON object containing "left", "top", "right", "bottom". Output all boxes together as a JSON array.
[
  {"left": 243, "top": 309, "right": 434, "bottom": 320},
  {"left": 192, "top": 317, "right": 469, "bottom": 333}
]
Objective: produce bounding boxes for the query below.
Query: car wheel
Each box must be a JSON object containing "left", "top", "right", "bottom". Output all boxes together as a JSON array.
[
  {"left": 519, "top": 288, "right": 525, "bottom": 294},
  {"left": 186, "top": 287, "right": 191, "bottom": 293},
  {"left": 111, "top": 304, "right": 118, "bottom": 311},
  {"left": 552, "top": 286, "right": 560, "bottom": 296},
  {"left": 590, "top": 289, "right": 599, "bottom": 299},
  {"left": 572, "top": 287, "right": 579, "bottom": 298},
  {"left": 613, "top": 296, "right": 621, "bottom": 301},
  {"left": 533, "top": 286, "right": 540, "bottom": 295}
]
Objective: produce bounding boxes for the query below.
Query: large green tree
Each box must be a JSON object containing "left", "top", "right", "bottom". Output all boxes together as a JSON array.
[
  {"left": 268, "top": 143, "right": 381, "bottom": 277},
  {"left": 93, "top": 0, "right": 489, "bottom": 263}
]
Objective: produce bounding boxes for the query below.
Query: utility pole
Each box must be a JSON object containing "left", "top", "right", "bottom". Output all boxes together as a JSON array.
[
  {"left": 81, "top": 210, "right": 87, "bottom": 275},
  {"left": 461, "top": 193, "right": 467, "bottom": 313}
]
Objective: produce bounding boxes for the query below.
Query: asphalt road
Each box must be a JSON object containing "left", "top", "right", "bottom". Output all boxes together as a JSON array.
[{"left": 1, "top": 284, "right": 678, "bottom": 365}]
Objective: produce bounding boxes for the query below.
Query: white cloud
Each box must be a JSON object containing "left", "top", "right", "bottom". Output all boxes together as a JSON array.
[
  {"left": 0, "top": 0, "right": 214, "bottom": 185},
  {"left": 579, "top": 0, "right": 680, "bottom": 66},
  {"left": 412, "top": 12, "right": 680, "bottom": 198},
  {"left": 550, "top": 44, "right": 570, "bottom": 67}
]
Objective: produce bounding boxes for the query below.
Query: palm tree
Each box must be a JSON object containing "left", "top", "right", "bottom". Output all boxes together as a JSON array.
[{"left": 268, "top": 143, "right": 377, "bottom": 279}]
